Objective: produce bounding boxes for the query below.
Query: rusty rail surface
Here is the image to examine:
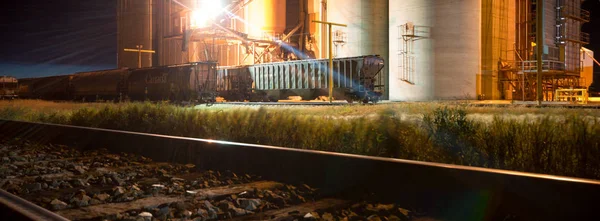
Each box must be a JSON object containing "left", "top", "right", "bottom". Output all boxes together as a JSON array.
[
  {"left": 0, "top": 188, "right": 69, "bottom": 221},
  {"left": 0, "top": 120, "right": 599, "bottom": 220}
]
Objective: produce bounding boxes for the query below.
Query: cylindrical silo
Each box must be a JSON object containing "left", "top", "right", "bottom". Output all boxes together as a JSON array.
[
  {"left": 326, "top": 0, "right": 389, "bottom": 98},
  {"left": 117, "top": 0, "right": 153, "bottom": 68},
  {"left": 246, "top": 0, "right": 287, "bottom": 39},
  {"left": 388, "top": 0, "right": 480, "bottom": 100}
]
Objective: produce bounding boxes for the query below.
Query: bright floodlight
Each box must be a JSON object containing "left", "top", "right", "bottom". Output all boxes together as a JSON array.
[{"left": 191, "top": 0, "right": 223, "bottom": 28}]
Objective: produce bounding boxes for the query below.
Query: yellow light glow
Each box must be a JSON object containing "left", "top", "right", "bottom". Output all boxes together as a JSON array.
[{"left": 191, "top": 0, "right": 223, "bottom": 28}]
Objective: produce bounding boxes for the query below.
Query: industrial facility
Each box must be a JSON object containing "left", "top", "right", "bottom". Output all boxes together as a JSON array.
[{"left": 117, "top": 0, "right": 595, "bottom": 101}]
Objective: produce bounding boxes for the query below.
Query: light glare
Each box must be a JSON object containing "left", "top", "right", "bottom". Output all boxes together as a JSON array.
[{"left": 191, "top": 0, "right": 223, "bottom": 28}]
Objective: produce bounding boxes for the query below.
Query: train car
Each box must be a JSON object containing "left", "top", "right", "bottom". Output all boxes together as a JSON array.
[
  {"left": 216, "top": 66, "right": 255, "bottom": 101},
  {"left": 17, "top": 75, "right": 72, "bottom": 100},
  {"left": 218, "top": 55, "right": 385, "bottom": 103},
  {"left": 127, "top": 62, "right": 217, "bottom": 103},
  {"left": 0, "top": 76, "right": 18, "bottom": 99},
  {"left": 70, "top": 68, "right": 130, "bottom": 101},
  {"left": 12, "top": 56, "right": 383, "bottom": 103}
]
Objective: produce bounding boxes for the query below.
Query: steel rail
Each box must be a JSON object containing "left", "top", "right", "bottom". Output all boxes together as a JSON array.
[
  {"left": 1, "top": 120, "right": 599, "bottom": 220},
  {"left": 2, "top": 120, "right": 599, "bottom": 185},
  {"left": 0, "top": 189, "right": 70, "bottom": 221},
  {"left": 212, "top": 101, "right": 600, "bottom": 109},
  {"left": 213, "top": 101, "right": 350, "bottom": 106}
]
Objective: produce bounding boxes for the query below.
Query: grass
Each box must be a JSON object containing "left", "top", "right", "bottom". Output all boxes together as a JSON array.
[{"left": 1, "top": 100, "right": 600, "bottom": 180}]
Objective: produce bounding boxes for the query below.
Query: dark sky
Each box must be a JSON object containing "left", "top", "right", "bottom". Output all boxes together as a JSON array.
[
  {"left": 0, "top": 0, "right": 598, "bottom": 81},
  {"left": 0, "top": 0, "right": 117, "bottom": 78},
  {"left": 582, "top": 0, "right": 600, "bottom": 89}
]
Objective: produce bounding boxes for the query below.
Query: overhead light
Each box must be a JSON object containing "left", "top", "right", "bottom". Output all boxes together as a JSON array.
[{"left": 191, "top": 0, "right": 224, "bottom": 28}]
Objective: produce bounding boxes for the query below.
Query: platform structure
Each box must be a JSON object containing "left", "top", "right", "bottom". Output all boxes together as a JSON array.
[
  {"left": 555, "top": 88, "right": 588, "bottom": 104},
  {"left": 498, "top": 0, "right": 589, "bottom": 101}
]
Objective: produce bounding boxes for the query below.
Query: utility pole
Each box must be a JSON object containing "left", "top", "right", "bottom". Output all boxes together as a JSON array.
[
  {"left": 124, "top": 45, "right": 155, "bottom": 68},
  {"left": 312, "top": 20, "right": 347, "bottom": 103},
  {"left": 536, "top": 0, "right": 543, "bottom": 105}
]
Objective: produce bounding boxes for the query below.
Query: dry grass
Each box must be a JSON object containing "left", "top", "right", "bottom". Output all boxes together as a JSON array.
[
  {"left": 0, "top": 100, "right": 114, "bottom": 111},
  {"left": 203, "top": 102, "right": 600, "bottom": 118},
  {"left": 5, "top": 100, "right": 595, "bottom": 118},
  {"left": 2, "top": 100, "right": 600, "bottom": 180}
]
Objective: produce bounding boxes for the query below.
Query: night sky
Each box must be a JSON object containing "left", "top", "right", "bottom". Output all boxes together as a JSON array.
[
  {"left": 0, "top": 0, "right": 598, "bottom": 83},
  {"left": 582, "top": 0, "right": 600, "bottom": 89},
  {"left": 0, "top": 0, "right": 117, "bottom": 78}
]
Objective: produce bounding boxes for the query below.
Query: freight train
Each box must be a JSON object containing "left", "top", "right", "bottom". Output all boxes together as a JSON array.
[
  {"left": 16, "top": 62, "right": 218, "bottom": 103},
  {"left": 218, "top": 55, "right": 385, "bottom": 103},
  {"left": 0, "top": 76, "right": 18, "bottom": 99},
  {"left": 10, "top": 55, "right": 384, "bottom": 103}
]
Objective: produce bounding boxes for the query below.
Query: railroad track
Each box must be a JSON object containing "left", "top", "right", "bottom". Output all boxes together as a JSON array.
[
  {"left": 0, "top": 120, "right": 599, "bottom": 220},
  {"left": 0, "top": 141, "right": 418, "bottom": 221},
  {"left": 214, "top": 101, "right": 352, "bottom": 106},
  {"left": 212, "top": 101, "right": 600, "bottom": 109},
  {"left": 0, "top": 142, "right": 390, "bottom": 220}
]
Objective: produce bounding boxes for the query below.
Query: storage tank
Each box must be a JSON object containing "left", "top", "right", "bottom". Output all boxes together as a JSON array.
[
  {"left": 327, "top": 0, "right": 389, "bottom": 99},
  {"left": 117, "top": 0, "right": 153, "bottom": 68},
  {"left": 389, "top": 0, "right": 480, "bottom": 100},
  {"left": 245, "top": 0, "right": 287, "bottom": 39},
  {"left": 581, "top": 48, "right": 594, "bottom": 88}
]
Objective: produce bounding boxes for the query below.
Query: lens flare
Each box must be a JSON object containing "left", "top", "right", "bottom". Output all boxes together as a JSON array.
[{"left": 191, "top": 0, "right": 223, "bottom": 28}]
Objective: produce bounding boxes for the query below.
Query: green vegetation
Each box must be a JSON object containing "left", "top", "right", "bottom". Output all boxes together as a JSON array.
[{"left": 1, "top": 100, "right": 599, "bottom": 180}]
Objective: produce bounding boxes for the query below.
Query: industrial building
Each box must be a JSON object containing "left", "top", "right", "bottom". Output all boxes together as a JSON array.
[{"left": 117, "top": 0, "right": 594, "bottom": 101}]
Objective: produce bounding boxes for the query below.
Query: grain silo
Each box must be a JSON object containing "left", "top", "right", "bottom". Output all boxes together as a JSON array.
[
  {"left": 117, "top": 0, "right": 153, "bottom": 68},
  {"left": 326, "top": 0, "right": 389, "bottom": 99},
  {"left": 117, "top": 0, "right": 593, "bottom": 102},
  {"left": 388, "top": 0, "right": 481, "bottom": 100},
  {"left": 245, "top": 0, "right": 287, "bottom": 39}
]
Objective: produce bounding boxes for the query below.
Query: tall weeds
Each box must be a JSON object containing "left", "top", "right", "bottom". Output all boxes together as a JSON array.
[{"left": 1, "top": 101, "right": 599, "bottom": 180}]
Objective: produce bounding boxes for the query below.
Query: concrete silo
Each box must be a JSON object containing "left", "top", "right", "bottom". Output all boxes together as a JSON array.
[
  {"left": 117, "top": 0, "right": 154, "bottom": 68},
  {"left": 245, "top": 0, "right": 287, "bottom": 39},
  {"left": 388, "top": 0, "right": 480, "bottom": 100},
  {"left": 326, "top": 0, "right": 389, "bottom": 99}
]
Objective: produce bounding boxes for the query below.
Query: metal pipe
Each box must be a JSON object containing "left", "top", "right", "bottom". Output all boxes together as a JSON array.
[
  {"left": 148, "top": 0, "right": 152, "bottom": 67},
  {"left": 537, "top": 0, "right": 544, "bottom": 105},
  {"left": 138, "top": 45, "right": 142, "bottom": 68},
  {"left": 583, "top": 49, "right": 600, "bottom": 67},
  {"left": 312, "top": 21, "right": 347, "bottom": 103},
  {"left": 328, "top": 24, "right": 333, "bottom": 102},
  {"left": 515, "top": 42, "right": 526, "bottom": 101}
]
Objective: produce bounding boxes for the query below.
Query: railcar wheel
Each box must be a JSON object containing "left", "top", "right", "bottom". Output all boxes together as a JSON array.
[
  {"left": 371, "top": 96, "right": 380, "bottom": 104},
  {"left": 206, "top": 99, "right": 215, "bottom": 107}
]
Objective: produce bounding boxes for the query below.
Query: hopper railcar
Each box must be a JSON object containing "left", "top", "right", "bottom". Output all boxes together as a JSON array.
[
  {"left": 17, "top": 75, "right": 72, "bottom": 100},
  {"left": 217, "top": 55, "right": 385, "bottom": 103},
  {"left": 127, "top": 63, "right": 217, "bottom": 102},
  {"left": 13, "top": 55, "right": 384, "bottom": 104},
  {"left": 70, "top": 68, "right": 130, "bottom": 101},
  {"left": 15, "top": 62, "right": 218, "bottom": 104},
  {"left": 216, "top": 66, "right": 256, "bottom": 101},
  {"left": 0, "top": 76, "right": 18, "bottom": 99}
]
